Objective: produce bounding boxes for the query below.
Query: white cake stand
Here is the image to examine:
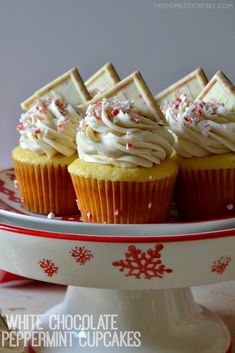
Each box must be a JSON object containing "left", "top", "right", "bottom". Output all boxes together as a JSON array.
[{"left": 0, "top": 168, "right": 234, "bottom": 353}]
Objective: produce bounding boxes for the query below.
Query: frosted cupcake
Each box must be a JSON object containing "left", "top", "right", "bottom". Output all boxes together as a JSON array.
[
  {"left": 68, "top": 99, "right": 178, "bottom": 223},
  {"left": 165, "top": 94, "right": 235, "bottom": 220},
  {"left": 12, "top": 97, "right": 81, "bottom": 215}
]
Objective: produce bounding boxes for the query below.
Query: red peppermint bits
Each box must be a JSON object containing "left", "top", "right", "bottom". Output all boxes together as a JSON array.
[
  {"left": 176, "top": 97, "right": 182, "bottom": 103},
  {"left": 55, "top": 99, "right": 67, "bottom": 115},
  {"left": 126, "top": 143, "right": 133, "bottom": 150},
  {"left": 133, "top": 116, "right": 142, "bottom": 123},
  {"left": 40, "top": 102, "right": 48, "bottom": 113},
  {"left": 184, "top": 115, "right": 194, "bottom": 123},
  {"left": 17, "top": 122, "right": 24, "bottom": 131},
  {"left": 57, "top": 123, "right": 65, "bottom": 130},
  {"left": 36, "top": 103, "right": 48, "bottom": 113},
  {"left": 93, "top": 109, "right": 101, "bottom": 120},
  {"left": 112, "top": 108, "right": 120, "bottom": 116},
  {"left": 114, "top": 209, "right": 120, "bottom": 216},
  {"left": 55, "top": 99, "right": 65, "bottom": 109}
]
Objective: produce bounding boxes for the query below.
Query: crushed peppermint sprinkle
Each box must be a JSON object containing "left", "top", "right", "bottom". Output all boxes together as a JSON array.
[
  {"left": 87, "top": 99, "right": 136, "bottom": 123},
  {"left": 148, "top": 202, "right": 152, "bottom": 209},
  {"left": 176, "top": 97, "right": 182, "bottom": 103},
  {"left": 227, "top": 204, "right": 234, "bottom": 211},
  {"left": 114, "top": 209, "right": 119, "bottom": 216},
  {"left": 101, "top": 98, "right": 108, "bottom": 107},
  {"left": 201, "top": 122, "right": 212, "bottom": 136},
  {"left": 55, "top": 99, "right": 68, "bottom": 116},
  {"left": 17, "top": 122, "right": 25, "bottom": 131},
  {"left": 163, "top": 94, "right": 230, "bottom": 127},
  {"left": 149, "top": 175, "right": 153, "bottom": 180},
  {"left": 112, "top": 108, "right": 120, "bottom": 116},
  {"left": 126, "top": 142, "right": 133, "bottom": 150},
  {"left": 13, "top": 180, "right": 18, "bottom": 189},
  {"left": 35, "top": 99, "right": 48, "bottom": 113},
  {"left": 47, "top": 212, "right": 55, "bottom": 219},
  {"left": 57, "top": 123, "right": 65, "bottom": 131},
  {"left": 86, "top": 211, "right": 92, "bottom": 220},
  {"left": 126, "top": 131, "right": 132, "bottom": 137},
  {"left": 132, "top": 116, "right": 143, "bottom": 124},
  {"left": 18, "top": 96, "right": 80, "bottom": 158},
  {"left": 93, "top": 109, "right": 101, "bottom": 120}
]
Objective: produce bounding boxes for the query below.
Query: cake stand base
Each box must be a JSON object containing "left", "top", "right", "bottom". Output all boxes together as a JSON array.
[{"left": 28, "top": 286, "right": 231, "bottom": 353}]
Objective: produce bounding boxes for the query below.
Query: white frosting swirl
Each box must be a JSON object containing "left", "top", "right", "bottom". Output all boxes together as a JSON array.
[
  {"left": 18, "top": 97, "right": 82, "bottom": 158},
  {"left": 77, "top": 100, "right": 174, "bottom": 168},
  {"left": 164, "top": 95, "right": 235, "bottom": 158}
]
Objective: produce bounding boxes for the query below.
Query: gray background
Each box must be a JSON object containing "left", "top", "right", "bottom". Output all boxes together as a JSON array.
[{"left": 0, "top": 0, "right": 234, "bottom": 168}]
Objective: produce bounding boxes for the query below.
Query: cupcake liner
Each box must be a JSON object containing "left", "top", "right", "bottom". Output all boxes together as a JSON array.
[
  {"left": 13, "top": 159, "right": 78, "bottom": 215},
  {"left": 176, "top": 168, "right": 235, "bottom": 220},
  {"left": 70, "top": 174, "right": 177, "bottom": 224}
]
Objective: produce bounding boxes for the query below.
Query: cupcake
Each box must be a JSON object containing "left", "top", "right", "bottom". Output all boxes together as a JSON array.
[
  {"left": 165, "top": 94, "right": 235, "bottom": 220},
  {"left": 12, "top": 96, "right": 81, "bottom": 215},
  {"left": 68, "top": 99, "right": 178, "bottom": 223}
]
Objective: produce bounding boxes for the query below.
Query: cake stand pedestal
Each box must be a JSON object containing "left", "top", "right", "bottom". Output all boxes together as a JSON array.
[{"left": 28, "top": 286, "right": 231, "bottom": 353}]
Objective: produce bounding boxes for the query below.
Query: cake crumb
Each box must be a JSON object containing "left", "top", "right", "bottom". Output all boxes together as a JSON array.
[
  {"left": 86, "top": 211, "right": 92, "bottom": 220},
  {"left": 47, "top": 212, "right": 55, "bottom": 219},
  {"left": 114, "top": 209, "right": 119, "bottom": 216},
  {"left": 149, "top": 175, "right": 153, "bottom": 180},
  {"left": 227, "top": 204, "right": 234, "bottom": 211}
]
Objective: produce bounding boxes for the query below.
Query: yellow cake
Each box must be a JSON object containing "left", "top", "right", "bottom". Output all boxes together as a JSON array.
[
  {"left": 177, "top": 153, "right": 235, "bottom": 170},
  {"left": 165, "top": 95, "right": 235, "bottom": 220},
  {"left": 175, "top": 153, "right": 235, "bottom": 220},
  {"left": 69, "top": 158, "right": 178, "bottom": 224},
  {"left": 13, "top": 97, "right": 81, "bottom": 215},
  {"left": 13, "top": 147, "right": 77, "bottom": 215},
  {"left": 68, "top": 99, "right": 178, "bottom": 224}
]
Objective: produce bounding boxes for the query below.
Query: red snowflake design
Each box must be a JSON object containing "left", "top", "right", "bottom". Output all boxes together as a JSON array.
[
  {"left": 113, "top": 244, "right": 173, "bottom": 280},
  {"left": 0, "top": 179, "right": 21, "bottom": 203},
  {"left": 0, "top": 199, "right": 15, "bottom": 212},
  {"left": 6, "top": 172, "right": 16, "bottom": 181},
  {"left": 39, "top": 259, "right": 59, "bottom": 277},
  {"left": 70, "top": 246, "right": 94, "bottom": 265},
  {"left": 211, "top": 256, "right": 232, "bottom": 275}
]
